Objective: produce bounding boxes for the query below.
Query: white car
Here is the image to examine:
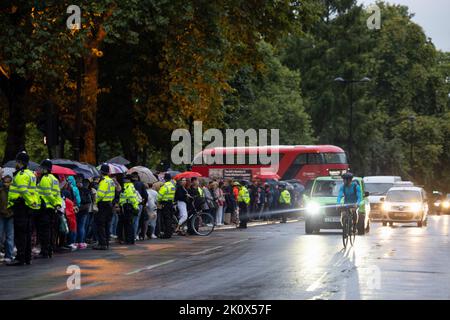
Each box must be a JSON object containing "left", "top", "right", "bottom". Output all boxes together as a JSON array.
[
  {"left": 380, "top": 186, "right": 429, "bottom": 227},
  {"left": 363, "top": 176, "right": 402, "bottom": 221}
]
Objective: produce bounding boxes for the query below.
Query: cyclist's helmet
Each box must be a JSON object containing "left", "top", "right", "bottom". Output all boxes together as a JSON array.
[{"left": 342, "top": 172, "right": 353, "bottom": 181}]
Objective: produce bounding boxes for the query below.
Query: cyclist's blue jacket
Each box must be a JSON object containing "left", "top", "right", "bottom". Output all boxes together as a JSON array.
[{"left": 337, "top": 181, "right": 362, "bottom": 205}]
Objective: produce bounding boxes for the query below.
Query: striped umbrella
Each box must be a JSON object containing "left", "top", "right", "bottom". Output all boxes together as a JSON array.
[{"left": 97, "top": 163, "right": 127, "bottom": 175}]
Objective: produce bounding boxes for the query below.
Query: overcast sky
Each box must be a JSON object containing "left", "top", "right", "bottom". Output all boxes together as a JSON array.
[{"left": 358, "top": 0, "right": 450, "bottom": 52}]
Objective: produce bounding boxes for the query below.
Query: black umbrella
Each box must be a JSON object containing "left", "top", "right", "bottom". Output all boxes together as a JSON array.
[
  {"left": 81, "top": 162, "right": 100, "bottom": 178},
  {"left": 51, "top": 159, "right": 95, "bottom": 179},
  {"left": 3, "top": 160, "right": 40, "bottom": 171},
  {"left": 107, "top": 156, "right": 130, "bottom": 166}
]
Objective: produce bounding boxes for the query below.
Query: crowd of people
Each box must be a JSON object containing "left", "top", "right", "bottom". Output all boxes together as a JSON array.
[{"left": 0, "top": 151, "right": 304, "bottom": 266}]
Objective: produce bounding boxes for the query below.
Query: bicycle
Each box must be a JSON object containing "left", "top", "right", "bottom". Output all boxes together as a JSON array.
[
  {"left": 171, "top": 196, "right": 216, "bottom": 236},
  {"left": 340, "top": 204, "right": 358, "bottom": 248}
]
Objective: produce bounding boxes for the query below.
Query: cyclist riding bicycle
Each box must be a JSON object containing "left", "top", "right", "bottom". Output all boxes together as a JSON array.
[{"left": 336, "top": 172, "right": 362, "bottom": 232}]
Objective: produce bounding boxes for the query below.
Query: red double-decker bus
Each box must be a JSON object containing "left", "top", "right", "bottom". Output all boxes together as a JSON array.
[{"left": 191, "top": 145, "right": 348, "bottom": 185}]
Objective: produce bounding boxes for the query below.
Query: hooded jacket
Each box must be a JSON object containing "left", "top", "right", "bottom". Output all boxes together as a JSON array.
[{"left": 67, "top": 176, "right": 81, "bottom": 207}]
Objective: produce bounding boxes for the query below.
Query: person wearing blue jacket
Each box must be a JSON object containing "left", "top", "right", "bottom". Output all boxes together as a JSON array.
[
  {"left": 336, "top": 172, "right": 361, "bottom": 232},
  {"left": 67, "top": 176, "right": 81, "bottom": 208}
]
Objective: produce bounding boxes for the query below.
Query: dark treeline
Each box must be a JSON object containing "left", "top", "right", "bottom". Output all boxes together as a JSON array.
[{"left": 0, "top": 1, "right": 449, "bottom": 191}]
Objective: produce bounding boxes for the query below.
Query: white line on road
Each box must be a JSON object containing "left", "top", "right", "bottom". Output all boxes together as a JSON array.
[
  {"left": 191, "top": 246, "right": 223, "bottom": 256},
  {"left": 30, "top": 282, "right": 103, "bottom": 300},
  {"left": 306, "top": 272, "right": 329, "bottom": 292},
  {"left": 231, "top": 239, "right": 246, "bottom": 245},
  {"left": 125, "top": 259, "right": 176, "bottom": 276}
]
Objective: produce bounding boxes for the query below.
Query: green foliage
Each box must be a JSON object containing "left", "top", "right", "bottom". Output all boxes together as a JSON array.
[
  {"left": 225, "top": 41, "right": 315, "bottom": 145},
  {"left": 24, "top": 123, "right": 47, "bottom": 162},
  {"left": 281, "top": 0, "right": 450, "bottom": 191}
]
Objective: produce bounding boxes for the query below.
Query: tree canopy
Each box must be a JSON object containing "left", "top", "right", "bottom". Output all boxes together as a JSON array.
[{"left": 0, "top": 0, "right": 448, "bottom": 191}]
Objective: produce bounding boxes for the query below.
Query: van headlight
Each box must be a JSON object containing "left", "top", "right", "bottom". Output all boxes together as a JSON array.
[
  {"left": 443, "top": 201, "right": 450, "bottom": 209},
  {"left": 410, "top": 203, "right": 422, "bottom": 213},
  {"left": 306, "top": 202, "right": 321, "bottom": 215}
]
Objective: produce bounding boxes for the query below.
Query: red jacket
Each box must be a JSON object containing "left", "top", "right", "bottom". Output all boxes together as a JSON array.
[{"left": 65, "top": 198, "right": 77, "bottom": 233}]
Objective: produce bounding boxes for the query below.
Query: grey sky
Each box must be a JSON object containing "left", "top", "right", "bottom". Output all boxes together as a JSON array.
[{"left": 358, "top": 0, "right": 450, "bottom": 52}]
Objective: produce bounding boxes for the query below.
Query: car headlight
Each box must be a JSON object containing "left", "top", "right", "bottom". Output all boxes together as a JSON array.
[
  {"left": 382, "top": 202, "right": 391, "bottom": 211},
  {"left": 306, "top": 202, "right": 321, "bottom": 215},
  {"left": 410, "top": 203, "right": 422, "bottom": 213},
  {"left": 443, "top": 201, "right": 450, "bottom": 209}
]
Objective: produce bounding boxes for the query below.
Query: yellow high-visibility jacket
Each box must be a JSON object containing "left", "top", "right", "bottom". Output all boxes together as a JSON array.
[
  {"left": 96, "top": 176, "right": 116, "bottom": 203},
  {"left": 38, "top": 173, "right": 62, "bottom": 209},
  {"left": 8, "top": 169, "right": 39, "bottom": 210}
]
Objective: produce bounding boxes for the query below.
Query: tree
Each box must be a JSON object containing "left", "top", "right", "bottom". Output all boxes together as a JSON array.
[
  {"left": 280, "top": 0, "right": 450, "bottom": 190},
  {"left": 225, "top": 41, "right": 314, "bottom": 145}
]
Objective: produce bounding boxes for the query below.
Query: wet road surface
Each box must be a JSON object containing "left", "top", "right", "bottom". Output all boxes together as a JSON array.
[{"left": 0, "top": 216, "right": 449, "bottom": 300}]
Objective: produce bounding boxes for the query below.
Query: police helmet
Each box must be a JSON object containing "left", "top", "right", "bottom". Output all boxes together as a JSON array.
[
  {"left": 40, "top": 159, "right": 53, "bottom": 171},
  {"left": 16, "top": 151, "right": 29, "bottom": 165},
  {"left": 100, "top": 163, "right": 110, "bottom": 175}
]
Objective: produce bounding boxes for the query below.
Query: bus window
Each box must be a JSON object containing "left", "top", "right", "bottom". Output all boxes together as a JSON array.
[
  {"left": 323, "top": 152, "right": 347, "bottom": 164},
  {"left": 282, "top": 153, "right": 307, "bottom": 180},
  {"left": 307, "top": 153, "right": 322, "bottom": 164}
]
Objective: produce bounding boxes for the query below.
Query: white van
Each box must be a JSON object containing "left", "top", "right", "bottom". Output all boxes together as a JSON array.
[{"left": 363, "top": 176, "right": 402, "bottom": 221}]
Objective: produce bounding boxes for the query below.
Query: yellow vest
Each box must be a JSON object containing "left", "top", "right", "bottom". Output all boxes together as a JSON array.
[
  {"left": 38, "top": 173, "right": 62, "bottom": 209},
  {"left": 279, "top": 190, "right": 291, "bottom": 205},
  {"left": 8, "top": 168, "right": 39, "bottom": 210},
  {"left": 96, "top": 176, "right": 116, "bottom": 203},
  {"left": 238, "top": 186, "right": 250, "bottom": 205},
  {"left": 119, "top": 182, "right": 139, "bottom": 210},
  {"left": 157, "top": 180, "right": 176, "bottom": 202}
]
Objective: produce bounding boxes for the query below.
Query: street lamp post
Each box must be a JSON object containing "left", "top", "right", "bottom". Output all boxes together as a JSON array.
[
  {"left": 334, "top": 77, "right": 371, "bottom": 159},
  {"left": 408, "top": 115, "right": 416, "bottom": 167}
]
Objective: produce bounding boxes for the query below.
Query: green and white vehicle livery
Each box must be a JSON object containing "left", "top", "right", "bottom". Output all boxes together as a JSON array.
[{"left": 302, "top": 176, "right": 371, "bottom": 235}]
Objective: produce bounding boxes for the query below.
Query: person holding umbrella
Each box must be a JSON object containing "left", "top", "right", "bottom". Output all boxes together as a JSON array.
[
  {"left": 130, "top": 172, "right": 148, "bottom": 241},
  {"left": 174, "top": 178, "right": 190, "bottom": 235},
  {"left": 36, "top": 159, "right": 62, "bottom": 258},
  {"left": 93, "top": 164, "right": 116, "bottom": 250},
  {"left": 7, "top": 151, "right": 40, "bottom": 266}
]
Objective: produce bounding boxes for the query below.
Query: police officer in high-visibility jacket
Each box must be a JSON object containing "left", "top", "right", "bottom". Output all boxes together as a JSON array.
[
  {"left": 278, "top": 183, "right": 291, "bottom": 223},
  {"left": 93, "top": 164, "right": 116, "bottom": 250},
  {"left": 37, "top": 159, "right": 62, "bottom": 258},
  {"left": 119, "top": 174, "right": 139, "bottom": 245},
  {"left": 237, "top": 181, "right": 250, "bottom": 229},
  {"left": 7, "top": 151, "right": 39, "bottom": 266},
  {"left": 156, "top": 173, "right": 176, "bottom": 238}
]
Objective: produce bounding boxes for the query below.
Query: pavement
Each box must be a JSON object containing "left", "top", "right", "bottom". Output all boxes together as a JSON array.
[{"left": 0, "top": 215, "right": 449, "bottom": 300}]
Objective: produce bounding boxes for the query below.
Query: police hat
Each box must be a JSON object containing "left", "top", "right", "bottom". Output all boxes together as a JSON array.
[
  {"left": 15, "top": 151, "right": 29, "bottom": 164},
  {"left": 164, "top": 172, "right": 172, "bottom": 181},
  {"left": 100, "top": 163, "right": 110, "bottom": 175},
  {"left": 40, "top": 159, "right": 53, "bottom": 171}
]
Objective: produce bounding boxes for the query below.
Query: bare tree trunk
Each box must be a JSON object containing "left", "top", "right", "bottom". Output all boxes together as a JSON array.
[
  {"left": 1, "top": 75, "right": 29, "bottom": 163},
  {"left": 79, "top": 53, "right": 98, "bottom": 164}
]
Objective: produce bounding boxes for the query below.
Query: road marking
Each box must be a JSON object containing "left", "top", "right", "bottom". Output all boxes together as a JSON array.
[
  {"left": 191, "top": 246, "right": 223, "bottom": 256},
  {"left": 231, "top": 239, "right": 246, "bottom": 245},
  {"left": 125, "top": 259, "right": 175, "bottom": 276},
  {"left": 306, "top": 272, "right": 328, "bottom": 292},
  {"left": 306, "top": 251, "right": 351, "bottom": 292},
  {"left": 30, "top": 282, "right": 102, "bottom": 300}
]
